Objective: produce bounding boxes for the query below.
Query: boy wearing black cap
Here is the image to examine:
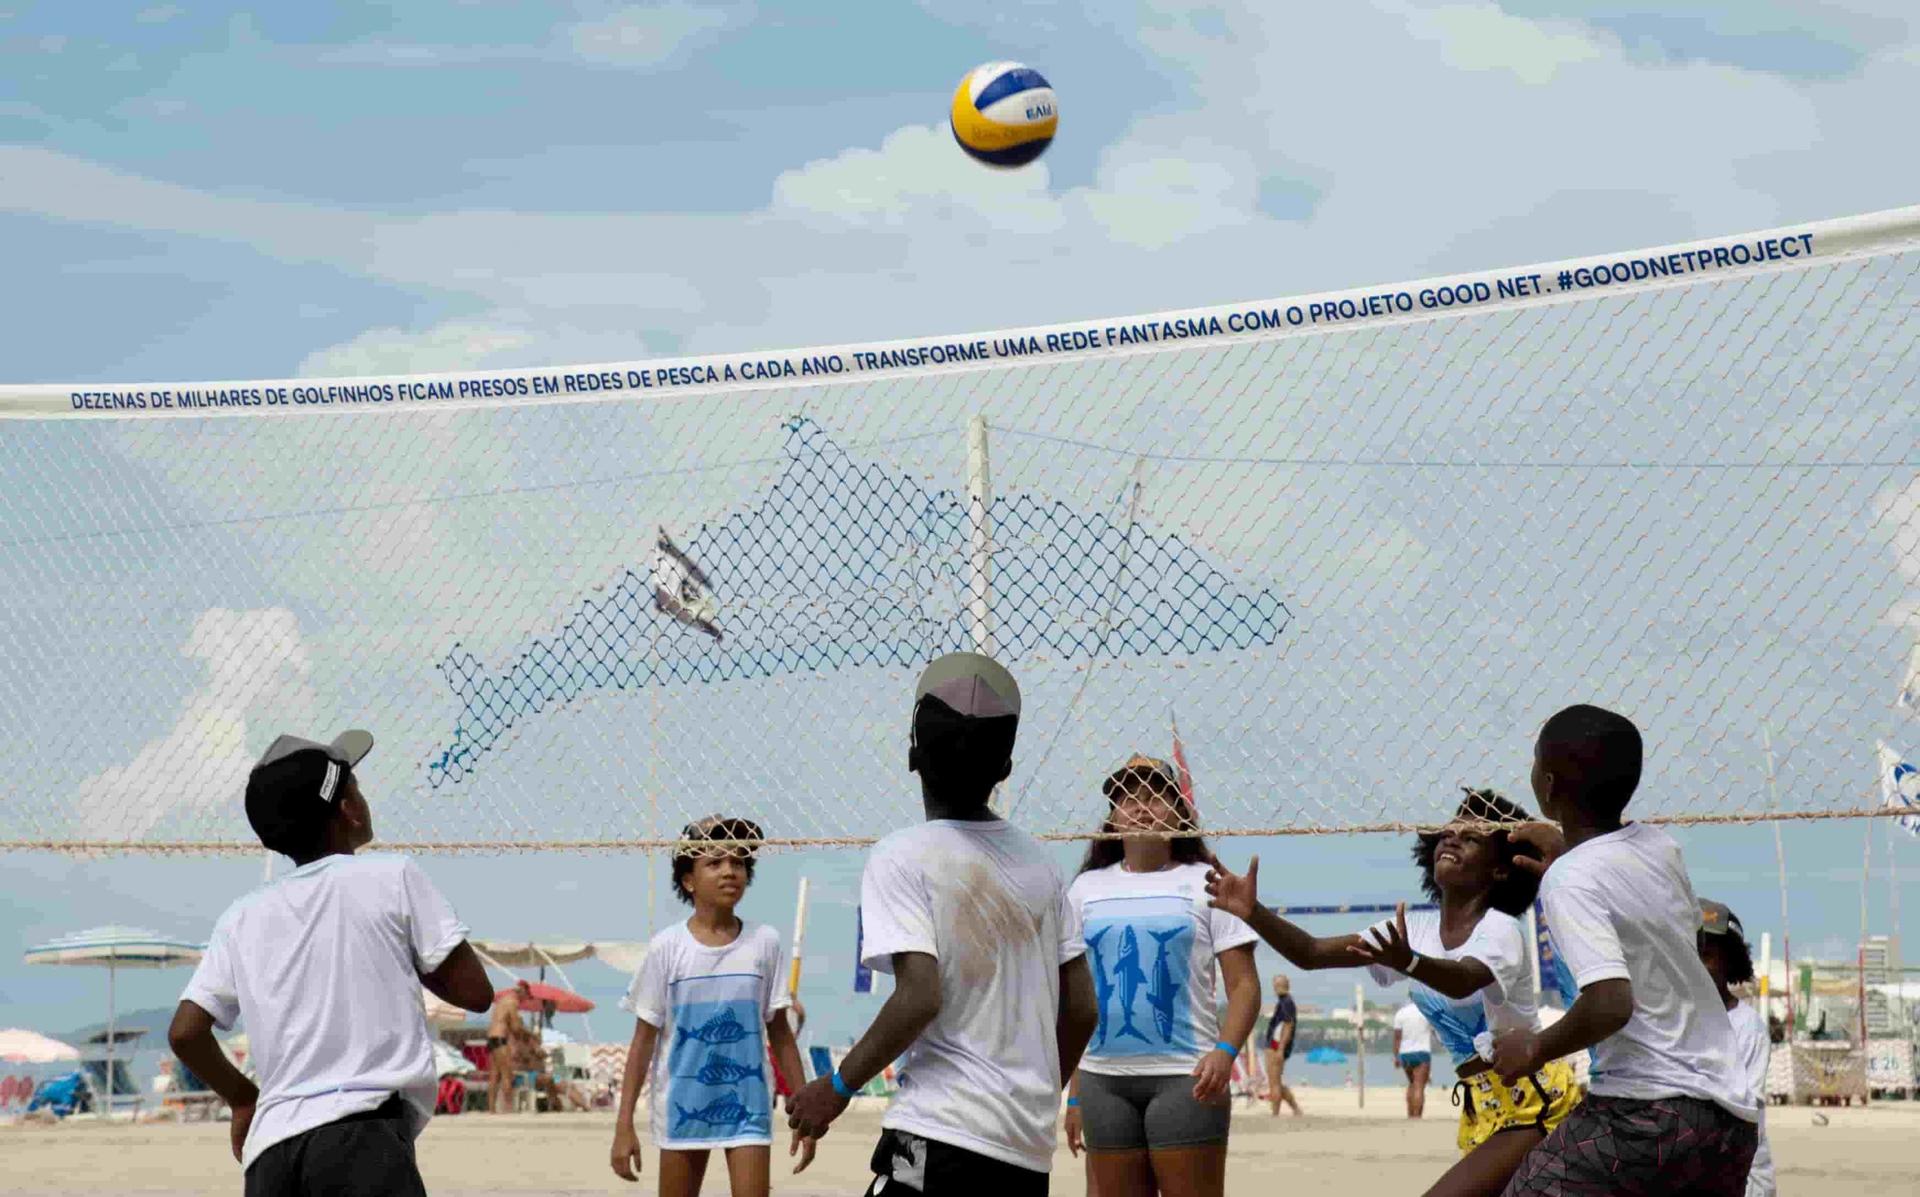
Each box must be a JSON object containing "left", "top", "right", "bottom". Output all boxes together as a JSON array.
[
  {"left": 167, "top": 730, "right": 492, "bottom": 1196},
  {"left": 787, "top": 652, "right": 1101, "bottom": 1196}
]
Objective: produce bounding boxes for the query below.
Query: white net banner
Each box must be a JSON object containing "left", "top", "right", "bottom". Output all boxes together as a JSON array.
[{"left": 3, "top": 206, "right": 1919, "bottom": 852}]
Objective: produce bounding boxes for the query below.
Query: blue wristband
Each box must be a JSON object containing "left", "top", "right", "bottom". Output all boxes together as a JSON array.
[
  {"left": 830, "top": 1070, "right": 855, "bottom": 1099},
  {"left": 1216, "top": 1040, "right": 1239, "bottom": 1059},
  {"left": 1065, "top": 1096, "right": 1080, "bottom": 1108}
]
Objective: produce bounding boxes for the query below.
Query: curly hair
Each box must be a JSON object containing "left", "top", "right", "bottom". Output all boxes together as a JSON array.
[
  {"left": 670, "top": 816, "right": 761, "bottom": 906},
  {"left": 1411, "top": 788, "right": 1544, "bottom": 917},
  {"left": 1698, "top": 929, "right": 1757, "bottom": 987}
]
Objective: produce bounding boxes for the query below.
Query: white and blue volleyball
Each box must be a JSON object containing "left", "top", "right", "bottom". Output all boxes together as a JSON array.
[{"left": 950, "top": 62, "right": 1057, "bottom": 168}]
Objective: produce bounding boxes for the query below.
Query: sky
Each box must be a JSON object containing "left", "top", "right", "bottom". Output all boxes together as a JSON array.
[{"left": 3, "top": 0, "right": 1919, "bottom": 1061}]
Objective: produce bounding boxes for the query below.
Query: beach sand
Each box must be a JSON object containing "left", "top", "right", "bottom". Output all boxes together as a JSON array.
[{"left": 3, "top": 1087, "right": 1913, "bottom": 1195}]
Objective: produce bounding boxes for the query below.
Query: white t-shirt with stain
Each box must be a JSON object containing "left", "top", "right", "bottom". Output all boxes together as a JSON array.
[{"left": 859, "top": 818, "right": 1085, "bottom": 1174}]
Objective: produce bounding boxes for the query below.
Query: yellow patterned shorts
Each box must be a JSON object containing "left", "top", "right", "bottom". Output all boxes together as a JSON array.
[{"left": 1452, "top": 1058, "right": 1583, "bottom": 1155}]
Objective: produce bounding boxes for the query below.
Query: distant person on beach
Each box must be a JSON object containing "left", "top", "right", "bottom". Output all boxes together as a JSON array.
[
  {"left": 1392, "top": 1001, "right": 1432, "bottom": 1119},
  {"left": 1263, "top": 975, "right": 1301, "bottom": 1116}
]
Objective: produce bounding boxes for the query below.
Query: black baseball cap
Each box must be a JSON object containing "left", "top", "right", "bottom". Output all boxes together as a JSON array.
[
  {"left": 245, "top": 731, "right": 373, "bottom": 855},
  {"left": 1699, "top": 899, "right": 1744, "bottom": 938}
]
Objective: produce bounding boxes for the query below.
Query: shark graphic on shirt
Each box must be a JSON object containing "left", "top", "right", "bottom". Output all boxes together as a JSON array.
[
  {"left": 1111, "top": 926, "right": 1151, "bottom": 1044},
  {"left": 1147, "top": 926, "right": 1187, "bottom": 1042},
  {"left": 1086, "top": 926, "right": 1116, "bottom": 1048}
]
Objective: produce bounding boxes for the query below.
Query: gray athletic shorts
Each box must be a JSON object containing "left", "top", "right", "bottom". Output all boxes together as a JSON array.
[{"left": 1079, "top": 1070, "right": 1230, "bottom": 1152}]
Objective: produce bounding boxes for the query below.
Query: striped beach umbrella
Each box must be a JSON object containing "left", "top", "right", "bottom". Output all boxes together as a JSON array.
[{"left": 24, "top": 927, "right": 204, "bottom": 1113}]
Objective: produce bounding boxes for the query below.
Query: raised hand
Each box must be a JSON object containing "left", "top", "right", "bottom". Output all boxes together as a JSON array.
[
  {"left": 1204, "top": 853, "right": 1259, "bottom": 921},
  {"left": 1347, "top": 902, "right": 1415, "bottom": 973}
]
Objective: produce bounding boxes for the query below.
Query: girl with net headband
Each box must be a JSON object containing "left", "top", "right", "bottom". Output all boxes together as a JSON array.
[
  {"left": 1205, "top": 789, "right": 1583, "bottom": 1197},
  {"left": 1061, "top": 755, "right": 1261, "bottom": 1197}
]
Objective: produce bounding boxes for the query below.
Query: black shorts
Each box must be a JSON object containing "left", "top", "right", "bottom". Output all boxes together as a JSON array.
[
  {"left": 864, "top": 1128, "right": 1047, "bottom": 1197},
  {"left": 244, "top": 1095, "right": 426, "bottom": 1197}
]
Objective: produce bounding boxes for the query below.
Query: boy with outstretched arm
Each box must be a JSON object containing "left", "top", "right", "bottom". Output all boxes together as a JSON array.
[{"left": 1491, "top": 705, "right": 1758, "bottom": 1196}]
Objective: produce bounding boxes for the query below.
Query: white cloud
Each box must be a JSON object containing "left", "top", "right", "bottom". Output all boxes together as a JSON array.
[
  {"left": 74, "top": 608, "right": 317, "bottom": 841},
  {"left": 4, "top": 0, "right": 1915, "bottom": 373},
  {"left": 567, "top": 2, "right": 742, "bottom": 67},
  {"left": 297, "top": 319, "right": 541, "bottom": 377},
  {"left": 1411, "top": 3, "right": 1605, "bottom": 85}
]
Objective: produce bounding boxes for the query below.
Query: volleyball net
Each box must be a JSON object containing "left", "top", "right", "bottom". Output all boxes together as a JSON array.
[{"left": 4, "top": 205, "right": 1919, "bottom": 853}]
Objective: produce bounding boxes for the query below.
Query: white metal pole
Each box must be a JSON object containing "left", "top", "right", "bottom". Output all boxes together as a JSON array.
[
  {"left": 1354, "top": 981, "right": 1365, "bottom": 1110},
  {"left": 966, "top": 414, "right": 993, "bottom": 660},
  {"left": 1764, "top": 725, "right": 1793, "bottom": 1035},
  {"left": 966, "top": 414, "right": 999, "bottom": 814},
  {"left": 105, "top": 961, "right": 116, "bottom": 1118}
]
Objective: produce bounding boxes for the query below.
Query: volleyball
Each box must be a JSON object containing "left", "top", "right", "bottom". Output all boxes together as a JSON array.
[{"left": 949, "top": 61, "right": 1057, "bottom": 168}]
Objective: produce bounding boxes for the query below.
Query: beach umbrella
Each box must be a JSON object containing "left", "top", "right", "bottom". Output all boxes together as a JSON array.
[
  {"left": 0, "top": 1028, "right": 80, "bottom": 1064},
  {"left": 24, "top": 926, "right": 204, "bottom": 1115},
  {"left": 496, "top": 981, "right": 594, "bottom": 1014}
]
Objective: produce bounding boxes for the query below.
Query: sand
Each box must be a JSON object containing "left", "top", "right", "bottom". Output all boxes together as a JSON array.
[{"left": 3, "top": 1087, "right": 1914, "bottom": 1195}]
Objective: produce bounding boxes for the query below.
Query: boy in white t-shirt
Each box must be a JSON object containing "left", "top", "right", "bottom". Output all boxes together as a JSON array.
[
  {"left": 1493, "top": 705, "right": 1759, "bottom": 1196},
  {"left": 168, "top": 730, "right": 494, "bottom": 1196},
  {"left": 1697, "top": 899, "right": 1774, "bottom": 1197},
  {"left": 609, "top": 816, "right": 812, "bottom": 1196},
  {"left": 786, "top": 653, "right": 1101, "bottom": 1196}
]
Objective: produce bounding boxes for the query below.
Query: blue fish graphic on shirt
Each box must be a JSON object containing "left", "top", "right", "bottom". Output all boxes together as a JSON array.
[
  {"left": 695, "top": 1053, "right": 759, "bottom": 1086},
  {"left": 1147, "top": 927, "right": 1186, "bottom": 1042},
  {"left": 677, "top": 1007, "right": 749, "bottom": 1049},
  {"left": 675, "top": 1094, "right": 751, "bottom": 1132},
  {"left": 1085, "top": 926, "right": 1116, "bottom": 1048},
  {"left": 1111, "top": 927, "right": 1151, "bottom": 1043}
]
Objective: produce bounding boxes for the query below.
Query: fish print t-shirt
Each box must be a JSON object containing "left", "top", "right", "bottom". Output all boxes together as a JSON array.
[
  {"left": 1068, "top": 862, "right": 1258, "bottom": 1077},
  {"left": 622, "top": 919, "right": 788, "bottom": 1149},
  {"left": 1364, "top": 909, "right": 1540, "bottom": 1068}
]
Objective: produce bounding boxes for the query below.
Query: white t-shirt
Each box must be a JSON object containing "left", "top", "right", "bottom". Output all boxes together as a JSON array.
[
  {"left": 1067, "top": 862, "right": 1257, "bottom": 1076},
  {"left": 1539, "top": 823, "right": 1758, "bottom": 1120},
  {"left": 860, "top": 819, "right": 1085, "bottom": 1174},
  {"left": 1393, "top": 1003, "right": 1433, "bottom": 1057},
  {"left": 1727, "top": 1002, "right": 1774, "bottom": 1195},
  {"left": 1365, "top": 909, "right": 1538, "bottom": 1067},
  {"left": 180, "top": 854, "right": 468, "bottom": 1170},
  {"left": 620, "top": 920, "right": 788, "bottom": 1150}
]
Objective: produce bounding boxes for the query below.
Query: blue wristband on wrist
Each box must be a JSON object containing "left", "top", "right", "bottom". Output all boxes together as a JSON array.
[
  {"left": 1065, "top": 1096, "right": 1080, "bottom": 1108},
  {"left": 830, "top": 1070, "right": 854, "bottom": 1099},
  {"left": 1216, "top": 1040, "right": 1239, "bottom": 1059}
]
